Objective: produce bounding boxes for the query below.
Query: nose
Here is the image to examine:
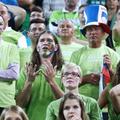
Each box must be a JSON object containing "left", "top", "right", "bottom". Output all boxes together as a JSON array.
[{"left": 69, "top": 107, "right": 74, "bottom": 113}]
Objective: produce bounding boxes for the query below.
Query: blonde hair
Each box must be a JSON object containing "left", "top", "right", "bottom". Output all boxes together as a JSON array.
[{"left": 0, "top": 105, "right": 29, "bottom": 120}]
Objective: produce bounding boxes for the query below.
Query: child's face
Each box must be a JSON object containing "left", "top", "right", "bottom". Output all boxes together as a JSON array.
[{"left": 63, "top": 99, "right": 82, "bottom": 120}]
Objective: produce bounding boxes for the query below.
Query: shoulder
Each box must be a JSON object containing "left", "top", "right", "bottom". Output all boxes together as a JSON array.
[
  {"left": 80, "top": 94, "right": 97, "bottom": 103},
  {"left": 48, "top": 98, "right": 62, "bottom": 108}
]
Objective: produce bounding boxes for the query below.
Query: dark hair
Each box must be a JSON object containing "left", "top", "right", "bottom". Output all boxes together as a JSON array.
[
  {"left": 31, "top": 5, "right": 43, "bottom": 13},
  {"left": 31, "top": 30, "right": 64, "bottom": 71},
  {"left": 78, "top": 4, "right": 88, "bottom": 13},
  {"left": 112, "top": 61, "right": 120, "bottom": 87},
  {"left": 30, "top": 18, "right": 45, "bottom": 25},
  {"left": 0, "top": 105, "right": 29, "bottom": 120},
  {"left": 58, "top": 92, "right": 89, "bottom": 120}
]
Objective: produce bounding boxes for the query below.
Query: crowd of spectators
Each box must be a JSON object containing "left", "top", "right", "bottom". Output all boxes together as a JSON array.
[{"left": 0, "top": 0, "right": 120, "bottom": 120}]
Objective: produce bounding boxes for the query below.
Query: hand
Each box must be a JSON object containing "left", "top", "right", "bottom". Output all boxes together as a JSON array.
[
  {"left": 41, "top": 60, "right": 57, "bottom": 84},
  {"left": 25, "top": 63, "right": 39, "bottom": 82},
  {"left": 103, "top": 54, "right": 112, "bottom": 70},
  {"left": 83, "top": 73, "right": 100, "bottom": 85},
  {"left": 68, "top": 113, "right": 82, "bottom": 120}
]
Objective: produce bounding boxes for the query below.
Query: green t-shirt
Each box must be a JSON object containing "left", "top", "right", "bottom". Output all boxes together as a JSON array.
[
  {"left": 17, "top": 68, "right": 63, "bottom": 120},
  {"left": 60, "top": 42, "right": 83, "bottom": 62},
  {"left": 70, "top": 44, "right": 120, "bottom": 100},
  {"left": 49, "top": 10, "right": 83, "bottom": 39},
  {"left": 46, "top": 94, "right": 101, "bottom": 120},
  {"left": 20, "top": 11, "right": 30, "bottom": 32},
  {"left": 107, "top": 83, "right": 120, "bottom": 120},
  {"left": 0, "top": 40, "right": 20, "bottom": 107},
  {"left": 19, "top": 47, "right": 32, "bottom": 69},
  {"left": 1, "top": 27, "right": 25, "bottom": 45}
]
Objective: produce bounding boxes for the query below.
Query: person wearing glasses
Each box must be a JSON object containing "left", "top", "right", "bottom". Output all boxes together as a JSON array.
[
  {"left": 16, "top": 30, "right": 64, "bottom": 120},
  {"left": 46, "top": 63, "right": 101, "bottom": 120}
]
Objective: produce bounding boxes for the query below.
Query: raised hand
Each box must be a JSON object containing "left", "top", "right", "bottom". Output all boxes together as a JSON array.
[
  {"left": 25, "top": 63, "right": 39, "bottom": 82},
  {"left": 103, "top": 54, "right": 112, "bottom": 70},
  {"left": 41, "top": 60, "right": 57, "bottom": 84}
]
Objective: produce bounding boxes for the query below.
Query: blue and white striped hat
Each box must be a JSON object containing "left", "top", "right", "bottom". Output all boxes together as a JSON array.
[{"left": 81, "top": 4, "right": 110, "bottom": 36}]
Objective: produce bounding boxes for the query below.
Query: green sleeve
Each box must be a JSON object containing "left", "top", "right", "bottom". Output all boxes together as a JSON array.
[
  {"left": 89, "top": 99, "right": 101, "bottom": 120},
  {"left": 10, "top": 44, "right": 20, "bottom": 64},
  {"left": 70, "top": 50, "right": 80, "bottom": 64},
  {"left": 46, "top": 102, "right": 57, "bottom": 120},
  {"left": 16, "top": 68, "right": 26, "bottom": 96}
]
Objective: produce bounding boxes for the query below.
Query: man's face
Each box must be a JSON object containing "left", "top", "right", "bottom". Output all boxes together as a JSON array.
[
  {"left": 37, "top": 33, "right": 57, "bottom": 58},
  {"left": 65, "top": 0, "right": 78, "bottom": 8},
  {"left": 85, "top": 25, "right": 105, "bottom": 44},
  {"left": 0, "top": 5, "right": 9, "bottom": 27},
  {"left": 58, "top": 21, "right": 74, "bottom": 37},
  {"left": 28, "top": 23, "right": 46, "bottom": 43},
  {"left": 30, "top": 11, "right": 44, "bottom": 21},
  {"left": 106, "top": 0, "right": 119, "bottom": 9},
  {"left": 62, "top": 66, "right": 81, "bottom": 90}
]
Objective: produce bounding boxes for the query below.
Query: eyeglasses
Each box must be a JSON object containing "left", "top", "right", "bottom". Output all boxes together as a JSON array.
[{"left": 62, "top": 72, "right": 80, "bottom": 77}]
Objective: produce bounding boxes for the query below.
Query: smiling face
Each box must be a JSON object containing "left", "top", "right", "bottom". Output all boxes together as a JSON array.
[
  {"left": 4, "top": 111, "right": 23, "bottom": 120},
  {"left": 37, "top": 32, "right": 58, "bottom": 58},
  {"left": 63, "top": 99, "right": 82, "bottom": 120}
]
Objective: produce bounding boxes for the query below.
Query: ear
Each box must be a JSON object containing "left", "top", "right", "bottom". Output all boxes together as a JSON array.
[{"left": 79, "top": 77, "right": 82, "bottom": 84}]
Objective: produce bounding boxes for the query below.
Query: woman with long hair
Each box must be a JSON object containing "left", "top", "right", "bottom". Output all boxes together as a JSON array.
[
  {"left": 59, "top": 93, "right": 89, "bottom": 120},
  {"left": 16, "top": 30, "right": 64, "bottom": 120}
]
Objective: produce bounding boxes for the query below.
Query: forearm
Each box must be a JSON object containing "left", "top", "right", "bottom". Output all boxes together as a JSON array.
[
  {"left": 49, "top": 79, "right": 64, "bottom": 99},
  {"left": 0, "top": 63, "right": 19, "bottom": 80},
  {"left": 109, "top": 85, "right": 120, "bottom": 113},
  {"left": 16, "top": 80, "right": 32, "bottom": 108},
  {"left": 81, "top": 73, "right": 100, "bottom": 85},
  {"left": 7, "top": 5, "right": 26, "bottom": 29}
]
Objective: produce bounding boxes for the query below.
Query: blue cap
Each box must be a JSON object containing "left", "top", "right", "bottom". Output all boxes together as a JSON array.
[{"left": 81, "top": 4, "right": 110, "bottom": 36}]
